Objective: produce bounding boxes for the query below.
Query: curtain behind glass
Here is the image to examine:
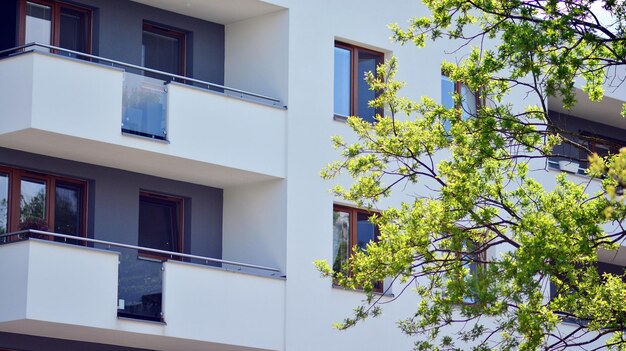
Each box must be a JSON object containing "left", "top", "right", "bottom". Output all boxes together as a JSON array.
[
  {"left": 142, "top": 30, "right": 181, "bottom": 75},
  {"left": 25, "top": 2, "right": 52, "bottom": 47}
]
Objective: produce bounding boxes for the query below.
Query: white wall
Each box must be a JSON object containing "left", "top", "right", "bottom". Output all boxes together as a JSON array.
[
  {"left": 163, "top": 261, "right": 285, "bottom": 351},
  {"left": 0, "top": 240, "right": 119, "bottom": 328},
  {"left": 222, "top": 179, "right": 287, "bottom": 273},
  {"left": 225, "top": 9, "right": 289, "bottom": 105}
]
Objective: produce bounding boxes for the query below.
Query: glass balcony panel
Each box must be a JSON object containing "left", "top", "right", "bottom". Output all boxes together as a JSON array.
[
  {"left": 117, "top": 247, "right": 163, "bottom": 322},
  {"left": 122, "top": 73, "right": 168, "bottom": 140}
]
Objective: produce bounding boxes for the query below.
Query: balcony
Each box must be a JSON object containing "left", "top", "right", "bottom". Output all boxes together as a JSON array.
[
  {"left": 0, "top": 44, "right": 287, "bottom": 187},
  {"left": 547, "top": 109, "right": 626, "bottom": 177},
  {"left": 0, "top": 231, "right": 285, "bottom": 351}
]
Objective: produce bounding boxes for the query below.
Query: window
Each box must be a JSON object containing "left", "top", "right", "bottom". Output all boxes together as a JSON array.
[
  {"left": 332, "top": 205, "right": 382, "bottom": 291},
  {"left": 584, "top": 133, "right": 624, "bottom": 159},
  {"left": 334, "top": 42, "right": 384, "bottom": 123},
  {"left": 0, "top": 166, "right": 86, "bottom": 237},
  {"left": 441, "top": 75, "right": 478, "bottom": 130},
  {"left": 458, "top": 240, "right": 486, "bottom": 304},
  {"left": 138, "top": 192, "right": 183, "bottom": 259},
  {"left": 550, "top": 261, "right": 626, "bottom": 304},
  {"left": 142, "top": 22, "right": 186, "bottom": 78},
  {"left": 19, "top": 0, "right": 91, "bottom": 55}
]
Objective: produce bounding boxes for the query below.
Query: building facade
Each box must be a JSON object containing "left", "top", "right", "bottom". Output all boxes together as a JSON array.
[{"left": 0, "top": 0, "right": 624, "bottom": 350}]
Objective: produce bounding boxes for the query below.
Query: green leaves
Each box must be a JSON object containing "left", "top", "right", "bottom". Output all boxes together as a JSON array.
[{"left": 318, "top": 1, "right": 626, "bottom": 350}]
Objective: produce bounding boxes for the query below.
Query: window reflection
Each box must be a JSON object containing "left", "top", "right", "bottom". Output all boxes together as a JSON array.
[
  {"left": 0, "top": 174, "right": 8, "bottom": 234},
  {"left": 334, "top": 43, "right": 384, "bottom": 122},
  {"left": 20, "top": 178, "right": 47, "bottom": 228},
  {"left": 334, "top": 47, "right": 351, "bottom": 117},
  {"left": 356, "top": 211, "right": 378, "bottom": 250},
  {"left": 441, "top": 75, "right": 478, "bottom": 131},
  {"left": 357, "top": 51, "right": 379, "bottom": 122},
  {"left": 55, "top": 182, "right": 82, "bottom": 236},
  {"left": 332, "top": 210, "right": 350, "bottom": 275}
]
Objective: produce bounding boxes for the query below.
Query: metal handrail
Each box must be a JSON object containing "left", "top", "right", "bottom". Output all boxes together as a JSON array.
[
  {"left": 0, "top": 229, "right": 282, "bottom": 274},
  {"left": 0, "top": 42, "right": 284, "bottom": 107}
]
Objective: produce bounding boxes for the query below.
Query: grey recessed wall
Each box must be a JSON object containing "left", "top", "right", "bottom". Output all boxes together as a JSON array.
[
  {"left": 549, "top": 110, "right": 626, "bottom": 162},
  {"left": 0, "top": 147, "right": 223, "bottom": 260},
  {"left": 0, "top": 0, "right": 225, "bottom": 84}
]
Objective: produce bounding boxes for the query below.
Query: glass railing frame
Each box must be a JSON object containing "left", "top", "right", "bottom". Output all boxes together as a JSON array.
[
  {"left": 0, "top": 42, "right": 286, "bottom": 109},
  {"left": 0, "top": 229, "right": 282, "bottom": 274},
  {"left": 0, "top": 229, "right": 283, "bottom": 322}
]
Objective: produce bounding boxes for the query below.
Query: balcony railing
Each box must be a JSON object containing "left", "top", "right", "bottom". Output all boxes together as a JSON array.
[
  {"left": 0, "top": 43, "right": 285, "bottom": 141},
  {"left": 0, "top": 229, "right": 282, "bottom": 323}
]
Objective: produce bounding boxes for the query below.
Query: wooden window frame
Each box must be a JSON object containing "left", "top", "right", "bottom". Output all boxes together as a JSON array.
[
  {"left": 142, "top": 21, "right": 187, "bottom": 76},
  {"left": 0, "top": 165, "right": 88, "bottom": 237},
  {"left": 584, "top": 132, "right": 624, "bottom": 156},
  {"left": 333, "top": 204, "right": 383, "bottom": 292},
  {"left": 138, "top": 191, "right": 184, "bottom": 261},
  {"left": 18, "top": 0, "right": 92, "bottom": 54},
  {"left": 334, "top": 41, "right": 384, "bottom": 122}
]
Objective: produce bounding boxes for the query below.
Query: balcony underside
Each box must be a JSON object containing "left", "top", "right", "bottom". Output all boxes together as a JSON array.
[
  {"left": 130, "top": 0, "right": 284, "bottom": 24},
  {"left": 550, "top": 88, "right": 626, "bottom": 130},
  {"left": 0, "top": 319, "right": 275, "bottom": 351},
  {"left": 0, "top": 128, "right": 277, "bottom": 188}
]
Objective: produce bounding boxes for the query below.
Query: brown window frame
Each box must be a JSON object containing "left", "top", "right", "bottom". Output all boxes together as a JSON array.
[
  {"left": 332, "top": 204, "right": 383, "bottom": 292},
  {"left": 138, "top": 191, "right": 184, "bottom": 261},
  {"left": 0, "top": 165, "right": 87, "bottom": 237},
  {"left": 142, "top": 21, "right": 187, "bottom": 76},
  {"left": 334, "top": 41, "right": 384, "bottom": 122},
  {"left": 576, "top": 132, "right": 625, "bottom": 170},
  {"left": 585, "top": 133, "right": 624, "bottom": 157},
  {"left": 18, "top": 0, "right": 92, "bottom": 54}
]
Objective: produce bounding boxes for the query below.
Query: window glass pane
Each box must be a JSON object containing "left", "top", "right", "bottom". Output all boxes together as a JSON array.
[
  {"left": 20, "top": 178, "right": 47, "bottom": 229},
  {"left": 142, "top": 29, "right": 181, "bottom": 76},
  {"left": 356, "top": 212, "right": 377, "bottom": 251},
  {"left": 332, "top": 210, "right": 350, "bottom": 274},
  {"left": 59, "top": 7, "right": 87, "bottom": 53},
  {"left": 357, "top": 51, "right": 379, "bottom": 123},
  {"left": 0, "top": 174, "right": 7, "bottom": 234},
  {"left": 441, "top": 75, "right": 455, "bottom": 109},
  {"left": 54, "top": 182, "right": 82, "bottom": 235},
  {"left": 139, "top": 197, "right": 179, "bottom": 252},
  {"left": 441, "top": 75, "right": 456, "bottom": 131},
  {"left": 25, "top": 2, "right": 52, "bottom": 46},
  {"left": 460, "top": 84, "right": 477, "bottom": 120},
  {"left": 334, "top": 47, "right": 351, "bottom": 117},
  {"left": 462, "top": 241, "right": 480, "bottom": 303}
]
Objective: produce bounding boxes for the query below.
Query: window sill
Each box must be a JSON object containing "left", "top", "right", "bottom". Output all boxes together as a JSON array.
[
  {"left": 331, "top": 284, "right": 393, "bottom": 298},
  {"left": 117, "top": 314, "right": 166, "bottom": 325},
  {"left": 333, "top": 114, "right": 349, "bottom": 122}
]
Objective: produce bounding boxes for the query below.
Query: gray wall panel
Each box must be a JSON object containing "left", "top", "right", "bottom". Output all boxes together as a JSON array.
[
  {"left": 80, "top": 0, "right": 225, "bottom": 84},
  {"left": 0, "top": 0, "right": 225, "bottom": 84},
  {"left": 0, "top": 147, "right": 222, "bottom": 259}
]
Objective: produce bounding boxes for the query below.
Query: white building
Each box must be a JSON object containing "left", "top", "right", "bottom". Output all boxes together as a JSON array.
[{"left": 0, "top": 0, "right": 623, "bottom": 350}]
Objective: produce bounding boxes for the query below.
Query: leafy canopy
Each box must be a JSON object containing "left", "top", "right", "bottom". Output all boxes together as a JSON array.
[{"left": 317, "top": 1, "right": 626, "bottom": 350}]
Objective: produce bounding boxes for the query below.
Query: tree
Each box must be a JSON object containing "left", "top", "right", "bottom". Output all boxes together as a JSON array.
[{"left": 316, "top": 1, "right": 626, "bottom": 350}]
